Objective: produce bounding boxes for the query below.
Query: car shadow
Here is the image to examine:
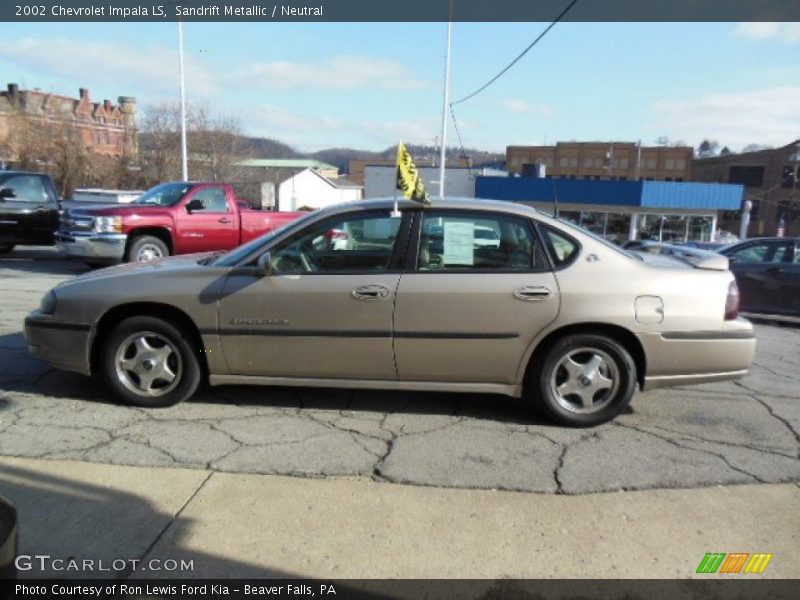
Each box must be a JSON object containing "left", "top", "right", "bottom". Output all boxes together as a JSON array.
[{"left": 0, "top": 463, "right": 396, "bottom": 591}]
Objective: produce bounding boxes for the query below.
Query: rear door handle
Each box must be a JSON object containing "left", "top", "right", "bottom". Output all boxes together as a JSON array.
[
  {"left": 766, "top": 266, "right": 784, "bottom": 275},
  {"left": 514, "top": 286, "right": 552, "bottom": 301},
  {"left": 352, "top": 284, "right": 391, "bottom": 301}
]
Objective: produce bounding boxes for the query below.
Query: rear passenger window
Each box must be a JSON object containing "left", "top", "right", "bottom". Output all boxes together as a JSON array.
[
  {"left": 418, "top": 212, "right": 545, "bottom": 272},
  {"left": 540, "top": 225, "right": 580, "bottom": 268}
]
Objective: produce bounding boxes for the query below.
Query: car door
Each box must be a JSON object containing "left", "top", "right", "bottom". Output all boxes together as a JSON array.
[
  {"left": 393, "top": 209, "right": 559, "bottom": 384},
  {"left": 784, "top": 240, "right": 800, "bottom": 316},
  {"left": 217, "top": 209, "right": 410, "bottom": 379},
  {"left": 727, "top": 240, "right": 793, "bottom": 314},
  {"left": 175, "top": 185, "right": 239, "bottom": 254},
  {"left": 0, "top": 174, "right": 59, "bottom": 245}
]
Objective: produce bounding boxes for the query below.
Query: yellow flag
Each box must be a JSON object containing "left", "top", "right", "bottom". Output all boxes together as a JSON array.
[{"left": 396, "top": 143, "right": 430, "bottom": 205}]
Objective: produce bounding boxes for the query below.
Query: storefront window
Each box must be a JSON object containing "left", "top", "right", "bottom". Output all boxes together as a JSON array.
[
  {"left": 558, "top": 211, "right": 581, "bottom": 225},
  {"left": 605, "top": 213, "right": 631, "bottom": 245},
  {"left": 580, "top": 212, "right": 607, "bottom": 236},
  {"left": 689, "top": 216, "right": 714, "bottom": 242},
  {"left": 661, "top": 215, "right": 689, "bottom": 243}
]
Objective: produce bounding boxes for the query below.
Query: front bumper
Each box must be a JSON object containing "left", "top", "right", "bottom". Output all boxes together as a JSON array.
[
  {"left": 639, "top": 318, "right": 756, "bottom": 391},
  {"left": 55, "top": 231, "right": 127, "bottom": 262},
  {"left": 24, "top": 312, "right": 93, "bottom": 376}
]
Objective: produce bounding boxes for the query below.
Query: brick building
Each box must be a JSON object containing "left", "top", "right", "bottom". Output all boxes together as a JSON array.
[
  {"left": 507, "top": 141, "right": 693, "bottom": 182},
  {"left": 0, "top": 83, "right": 138, "bottom": 163},
  {"left": 691, "top": 141, "right": 800, "bottom": 237}
]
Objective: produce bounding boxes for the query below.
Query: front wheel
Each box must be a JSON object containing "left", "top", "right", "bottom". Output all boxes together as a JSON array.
[
  {"left": 531, "top": 334, "right": 636, "bottom": 427},
  {"left": 102, "top": 316, "right": 201, "bottom": 408},
  {"left": 126, "top": 235, "right": 169, "bottom": 263}
]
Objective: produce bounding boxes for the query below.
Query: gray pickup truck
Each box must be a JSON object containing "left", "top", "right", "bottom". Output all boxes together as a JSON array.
[{"left": 0, "top": 171, "right": 61, "bottom": 253}]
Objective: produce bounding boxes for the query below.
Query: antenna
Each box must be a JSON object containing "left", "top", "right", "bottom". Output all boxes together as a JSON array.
[{"left": 551, "top": 178, "right": 559, "bottom": 218}]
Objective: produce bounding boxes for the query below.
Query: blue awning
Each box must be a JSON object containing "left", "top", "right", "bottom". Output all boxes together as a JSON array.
[{"left": 475, "top": 177, "right": 743, "bottom": 211}]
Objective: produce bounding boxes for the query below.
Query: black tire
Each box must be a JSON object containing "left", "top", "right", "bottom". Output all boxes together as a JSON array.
[
  {"left": 101, "top": 316, "right": 201, "bottom": 408},
  {"left": 126, "top": 235, "right": 169, "bottom": 263},
  {"left": 531, "top": 333, "right": 636, "bottom": 427},
  {"left": 0, "top": 243, "right": 14, "bottom": 253}
]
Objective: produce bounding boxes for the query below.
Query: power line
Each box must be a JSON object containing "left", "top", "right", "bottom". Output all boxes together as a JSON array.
[
  {"left": 451, "top": 0, "right": 580, "bottom": 107},
  {"left": 449, "top": 104, "right": 470, "bottom": 175}
]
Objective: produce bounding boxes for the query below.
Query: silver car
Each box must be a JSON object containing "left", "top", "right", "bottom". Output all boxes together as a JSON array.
[{"left": 24, "top": 199, "right": 755, "bottom": 427}]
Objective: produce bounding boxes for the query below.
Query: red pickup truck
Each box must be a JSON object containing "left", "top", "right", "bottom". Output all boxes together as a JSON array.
[{"left": 56, "top": 182, "right": 304, "bottom": 264}]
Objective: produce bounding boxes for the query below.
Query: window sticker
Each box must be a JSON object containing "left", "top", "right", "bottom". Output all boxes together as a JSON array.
[{"left": 443, "top": 221, "right": 475, "bottom": 265}]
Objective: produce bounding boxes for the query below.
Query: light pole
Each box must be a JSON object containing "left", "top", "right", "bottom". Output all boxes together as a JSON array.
[{"left": 178, "top": 19, "right": 189, "bottom": 181}]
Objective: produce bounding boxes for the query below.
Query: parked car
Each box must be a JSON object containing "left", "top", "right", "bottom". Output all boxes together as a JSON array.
[
  {"left": 0, "top": 171, "right": 61, "bottom": 254},
  {"left": 25, "top": 198, "right": 754, "bottom": 427},
  {"left": 718, "top": 237, "right": 800, "bottom": 319},
  {"left": 56, "top": 181, "right": 304, "bottom": 265},
  {"left": 682, "top": 240, "right": 728, "bottom": 251},
  {"left": 0, "top": 495, "right": 17, "bottom": 582}
]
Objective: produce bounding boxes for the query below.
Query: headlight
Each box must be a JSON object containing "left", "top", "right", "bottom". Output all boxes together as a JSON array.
[
  {"left": 94, "top": 216, "right": 123, "bottom": 233},
  {"left": 39, "top": 290, "right": 57, "bottom": 315}
]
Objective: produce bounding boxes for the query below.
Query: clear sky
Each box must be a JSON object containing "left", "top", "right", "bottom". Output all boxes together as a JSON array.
[{"left": 1, "top": 21, "right": 799, "bottom": 153}]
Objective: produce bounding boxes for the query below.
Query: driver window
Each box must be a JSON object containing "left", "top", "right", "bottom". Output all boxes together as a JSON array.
[
  {"left": 192, "top": 187, "right": 229, "bottom": 212},
  {"left": 270, "top": 212, "right": 402, "bottom": 274}
]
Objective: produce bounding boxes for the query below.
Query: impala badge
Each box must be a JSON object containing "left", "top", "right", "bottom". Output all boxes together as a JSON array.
[{"left": 231, "top": 318, "right": 289, "bottom": 326}]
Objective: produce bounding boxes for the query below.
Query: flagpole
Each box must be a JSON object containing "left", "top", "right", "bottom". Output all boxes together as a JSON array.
[
  {"left": 392, "top": 142, "right": 401, "bottom": 217},
  {"left": 438, "top": 2, "right": 453, "bottom": 199}
]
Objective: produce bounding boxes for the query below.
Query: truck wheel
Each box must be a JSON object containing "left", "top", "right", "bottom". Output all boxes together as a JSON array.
[
  {"left": 0, "top": 244, "right": 14, "bottom": 253},
  {"left": 127, "top": 235, "right": 168, "bottom": 262},
  {"left": 531, "top": 334, "right": 636, "bottom": 427},
  {"left": 102, "top": 316, "right": 201, "bottom": 408}
]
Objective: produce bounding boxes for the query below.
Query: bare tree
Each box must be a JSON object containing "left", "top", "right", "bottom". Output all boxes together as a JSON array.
[{"left": 139, "top": 102, "right": 247, "bottom": 184}]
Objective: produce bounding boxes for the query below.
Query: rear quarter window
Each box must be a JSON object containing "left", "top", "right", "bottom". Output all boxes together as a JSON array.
[{"left": 540, "top": 224, "right": 580, "bottom": 268}]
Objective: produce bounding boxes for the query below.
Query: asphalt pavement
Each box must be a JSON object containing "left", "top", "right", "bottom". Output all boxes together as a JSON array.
[
  {"left": 0, "top": 246, "right": 798, "bottom": 584},
  {"left": 1, "top": 247, "right": 798, "bottom": 494}
]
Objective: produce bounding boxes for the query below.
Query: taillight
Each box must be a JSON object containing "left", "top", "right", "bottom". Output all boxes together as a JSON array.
[{"left": 724, "top": 280, "right": 739, "bottom": 320}]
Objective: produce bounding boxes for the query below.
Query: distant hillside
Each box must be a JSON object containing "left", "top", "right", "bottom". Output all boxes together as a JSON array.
[{"left": 139, "top": 133, "right": 504, "bottom": 174}]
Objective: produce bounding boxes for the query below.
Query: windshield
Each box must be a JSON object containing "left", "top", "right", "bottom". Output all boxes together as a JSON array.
[
  {"left": 553, "top": 217, "right": 641, "bottom": 260},
  {"left": 212, "top": 211, "right": 318, "bottom": 267},
  {"left": 133, "top": 182, "right": 193, "bottom": 206}
]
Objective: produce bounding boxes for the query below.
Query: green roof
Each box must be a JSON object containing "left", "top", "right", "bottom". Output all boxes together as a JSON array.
[{"left": 236, "top": 158, "right": 338, "bottom": 171}]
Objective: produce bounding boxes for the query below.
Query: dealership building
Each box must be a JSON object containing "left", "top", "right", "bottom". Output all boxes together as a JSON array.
[{"left": 475, "top": 177, "right": 744, "bottom": 243}]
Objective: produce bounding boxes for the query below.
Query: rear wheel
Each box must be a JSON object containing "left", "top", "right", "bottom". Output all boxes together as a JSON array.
[
  {"left": 0, "top": 244, "right": 14, "bottom": 253},
  {"left": 102, "top": 316, "right": 201, "bottom": 408},
  {"left": 126, "top": 235, "right": 168, "bottom": 263},
  {"left": 532, "top": 334, "right": 636, "bottom": 427}
]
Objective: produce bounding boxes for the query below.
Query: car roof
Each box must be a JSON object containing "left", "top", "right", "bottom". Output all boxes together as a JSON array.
[
  {"left": 323, "top": 197, "right": 545, "bottom": 219},
  {"left": 0, "top": 170, "right": 48, "bottom": 177}
]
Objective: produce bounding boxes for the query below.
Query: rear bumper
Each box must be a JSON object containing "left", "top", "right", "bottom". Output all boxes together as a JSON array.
[
  {"left": 55, "top": 231, "right": 127, "bottom": 262},
  {"left": 24, "top": 312, "right": 93, "bottom": 376},
  {"left": 638, "top": 319, "right": 756, "bottom": 391}
]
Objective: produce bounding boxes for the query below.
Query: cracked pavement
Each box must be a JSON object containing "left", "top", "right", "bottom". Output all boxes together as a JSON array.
[{"left": 1, "top": 247, "right": 798, "bottom": 494}]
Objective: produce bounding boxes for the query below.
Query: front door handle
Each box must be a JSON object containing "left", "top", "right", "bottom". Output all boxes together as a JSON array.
[
  {"left": 514, "top": 286, "right": 552, "bottom": 301},
  {"left": 352, "top": 284, "right": 391, "bottom": 301},
  {"left": 766, "top": 266, "right": 784, "bottom": 275},
  {"left": 218, "top": 217, "right": 232, "bottom": 224}
]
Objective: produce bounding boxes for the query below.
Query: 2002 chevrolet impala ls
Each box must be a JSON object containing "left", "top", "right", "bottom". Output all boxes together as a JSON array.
[{"left": 24, "top": 198, "right": 755, "bottom": 427}]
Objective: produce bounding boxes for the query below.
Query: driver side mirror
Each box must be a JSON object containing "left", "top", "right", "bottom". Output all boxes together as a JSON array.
[
  {"left": 186, "top": 198, "right": 206, "bottom": 213},
  {"left": 0, "top": 188, "right": 16, "bottom": 200},
  {"left": 256, "top": 252, "right": 273, "bottom": 277}
]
